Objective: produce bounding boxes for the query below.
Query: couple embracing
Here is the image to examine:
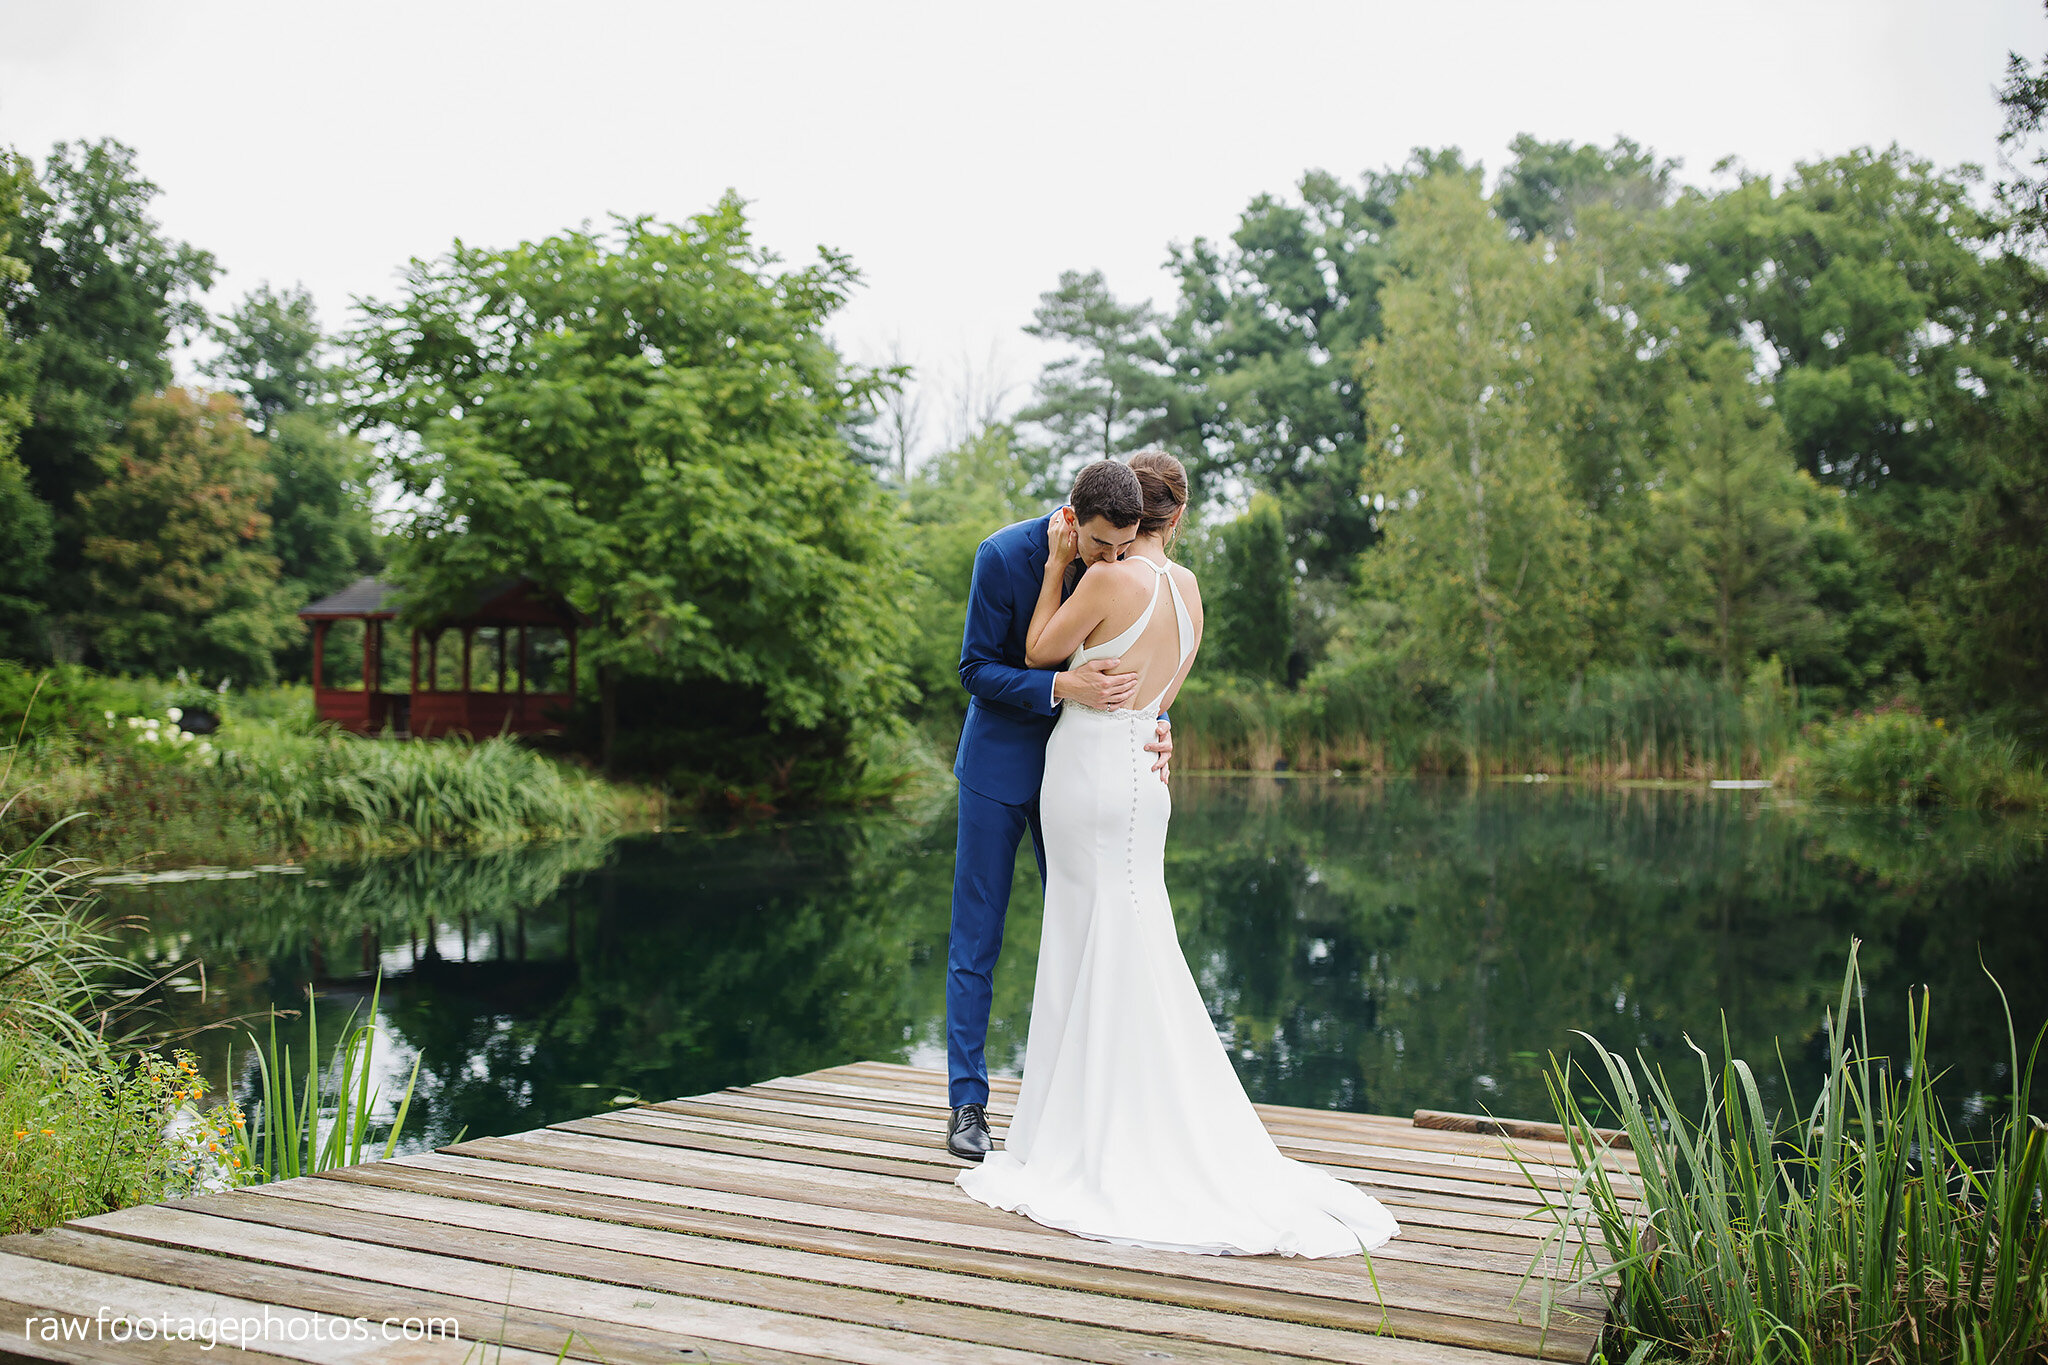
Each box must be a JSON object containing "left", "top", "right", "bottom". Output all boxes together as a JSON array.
[{"left": 940, "top": 450, "right": 1400, "bottom": 1259}]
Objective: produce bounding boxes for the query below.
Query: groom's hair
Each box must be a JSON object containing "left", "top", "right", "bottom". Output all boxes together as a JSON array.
[{"left": 1068, "top": 459, "right": 1142, "bottom": 529}]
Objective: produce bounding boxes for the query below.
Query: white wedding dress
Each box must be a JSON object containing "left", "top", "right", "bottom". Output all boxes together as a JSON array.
[{"left": 955, "top": 556, "right": 1401, "bottom": 1258}]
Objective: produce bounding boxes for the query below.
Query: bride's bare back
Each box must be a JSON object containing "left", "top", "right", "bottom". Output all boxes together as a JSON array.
[{"left": 1066, "top": 554, "right": 1204, "bottom": 715}]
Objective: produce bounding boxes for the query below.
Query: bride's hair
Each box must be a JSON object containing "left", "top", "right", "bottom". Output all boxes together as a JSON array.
[{"left": 1129, "top": 450, "right": 1188, "bottom": 547}]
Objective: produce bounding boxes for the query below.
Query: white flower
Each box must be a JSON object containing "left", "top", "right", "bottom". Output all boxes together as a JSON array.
[
  {"left": 167, "top": 706, "right": 182, "bottom": 722},
  {"left": 103, "top": 710, "right": 115, "bottom": 722}
]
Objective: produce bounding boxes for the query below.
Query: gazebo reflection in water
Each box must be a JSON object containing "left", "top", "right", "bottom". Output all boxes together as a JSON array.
[{"left": 297, "top": 575, "right": 588, "bottom": 738}]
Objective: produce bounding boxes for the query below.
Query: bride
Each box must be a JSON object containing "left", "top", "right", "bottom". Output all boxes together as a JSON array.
[{"left": 953, "top": 451, "right": 1401, "bottom": 1259}]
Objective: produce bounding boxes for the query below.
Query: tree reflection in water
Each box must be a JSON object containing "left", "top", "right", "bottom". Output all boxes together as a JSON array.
[{"left": 115, "top": 777, "right": 2046, "bottom": 1153}]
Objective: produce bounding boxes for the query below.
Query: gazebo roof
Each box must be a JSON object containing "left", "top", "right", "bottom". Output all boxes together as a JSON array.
[
  {"left": 300, "top": 576, "right": 398, "bottom": 619},
  {"left": 299, "top": 575, "right": 589, "bottom": 628}
]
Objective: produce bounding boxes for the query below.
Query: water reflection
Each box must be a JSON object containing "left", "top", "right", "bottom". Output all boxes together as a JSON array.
[{"left": 113, "top": 778, "right": 2047, "bottom": 1154}]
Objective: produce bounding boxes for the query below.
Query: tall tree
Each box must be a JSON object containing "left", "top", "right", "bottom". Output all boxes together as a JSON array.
[
  {"left": 1493, "top": 134, "right": 1678, "bottom": 242},
  {"left": 74, "top": 389, "right": 299, "bottom": 684},
  {"left": 205, "top": 283, "right": 329, "bottom": 431},
  {"left": 1653, "top": 340, "right": 1828, "bottom": 682},
  {"left": 206, "top": 284, "right": 380, "bottom": 643},
  {"left": 0, "top": 149, "right": 50, "bottom": 657},
  {"left": 1016, "top": 269, "right": 1173, "bottom": 493},
  {"left": 348, "top": 196, "right": 912, "bottom": 778},
  {"left": 1208, "top": 493, "right": 1293, "bottom": 682},
  {"left": 2, "top": 140, "right": 216, "bottom": 641},
  {"left": 1355, "top": 170, "right": 1596, "bottom": 690},
  {"left": 1157, "top": 154, "right": 1476, "bottom": 577}
]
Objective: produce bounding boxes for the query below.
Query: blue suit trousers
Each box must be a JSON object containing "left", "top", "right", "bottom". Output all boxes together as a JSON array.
[{"left": 946, "top": 783, "right": 1047, "bottom": 1109}]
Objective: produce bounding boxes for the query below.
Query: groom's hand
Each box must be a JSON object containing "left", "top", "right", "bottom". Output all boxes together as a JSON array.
[
  {"left": 1145, "top": 718, "right": 1173, "bottom": 784},
  {"left": 1055, "top": 659, "right": 1139, "bottom": 710}
]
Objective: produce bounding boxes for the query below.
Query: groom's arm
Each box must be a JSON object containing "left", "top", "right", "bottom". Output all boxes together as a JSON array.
[{"left": 959, "top": 538, "right": 1059, "bottom": 717}]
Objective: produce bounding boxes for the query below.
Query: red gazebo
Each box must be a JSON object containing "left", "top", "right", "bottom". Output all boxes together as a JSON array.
[{"left": 299, "top": 575, "right": 589, "bottom": 738}]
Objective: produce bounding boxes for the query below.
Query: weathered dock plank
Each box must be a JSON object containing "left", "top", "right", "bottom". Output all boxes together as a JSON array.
[{"left": 0, "top": 1060, "right": 1622, "bottom": 1364}]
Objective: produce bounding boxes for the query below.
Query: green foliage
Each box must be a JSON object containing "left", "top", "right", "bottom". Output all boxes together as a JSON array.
[
  {"left": 74, "top": 388, "right": 301, "bottom": 685},
  {"left": 1787, "top": 704, "right": 2048, "bottom": 810},
  {"left": 1208, "top": 493, "right": 1292, "bottom": 682},
  {"left": 233, "top": 968, "right": 423, "bottom": 1183},
  {"left": 1168, "top": 661, "right": 1800, "bottom": 781},
  {"left": 1, "top": 140, "right": 216, "bottom": 636},
  {"left": 1015, "top": 269, "right": 1173, "bottom": 488},
  {"left": 348, "top": 194, "right": 913, "bottom": 781},
  {"left": 204, "top": 283, "right": 330, "bottom": 432},
  {"left": 1358, "top": 169, "right": 1597, "bottom": 690},
  {"left": 1651, "top": 340, "right": 1829, "bottom": 681},
  {"left": 898, "top": 426, "right": 1043, "bottom": 734},
  {"left": 2, "top": 665, "right": 622, "bottom": 862},
  {"left": 1527, "top": 941, "right": 2047, "bottom": 1363},
  {"left": 0, "top": 1039, "right": 243, "bottom": 1234},
  {"left": 205, "top": 283, "right": 381, "bottom": 679}
]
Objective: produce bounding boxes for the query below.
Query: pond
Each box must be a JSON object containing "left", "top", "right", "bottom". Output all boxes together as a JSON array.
[{"left": 109, "top": 777, "right": 2048, "bottom": 1154}]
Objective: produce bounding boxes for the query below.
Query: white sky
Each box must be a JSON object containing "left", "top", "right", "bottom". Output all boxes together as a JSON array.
[{"left": 4, "top": 0, "right": 2044, "bottom": 465}]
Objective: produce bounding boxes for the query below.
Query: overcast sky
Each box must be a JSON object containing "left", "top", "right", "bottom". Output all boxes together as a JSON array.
[{"left": 4, "top": 0, "right": 2045, "bottom": 462}]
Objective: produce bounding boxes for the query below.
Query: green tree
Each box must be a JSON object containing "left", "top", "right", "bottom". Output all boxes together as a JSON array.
[
  {"left": 205, "top": 283, "right": 329, "bottom": 431},
  {"left": 1493, "top": 134, "right": 1677, "bottom": 242},
  {"left": 1158, "top": 157, "right": 1465, "bottom": 578},
  {"left": 348, "top": 196, "right": 913, "bottom": 780},
  {"left": 205, "top": 284, "right": 381, "bottom": 674},
  {"left": 899, "top": 425, "right": 1041, "bottom": 731},
  {"left": 1356, "top": 170, "right": 1596, "bottom": 691},
  {"left": 1208, "top": 493, "right": 1292, "bottom": 682},
  {"left": 74, "top": 389, "right": 299, "bottom": 684},
  {"left": 2, "top": 140, "right": 216, "bottom": 640},
  {"left": 1652, "top": 341, "right": 1828, "bottom": 682},
  {"left": 1015, "top": 269, "right": 1173, "bottom": 492},
  {"left": 0, "top": 149, "right": 50, "bottom": 656}
]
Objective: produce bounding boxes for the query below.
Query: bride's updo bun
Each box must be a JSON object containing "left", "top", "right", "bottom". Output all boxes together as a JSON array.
[{"left": 1128, "top": 450, "right": 1188, "bottom": 546}]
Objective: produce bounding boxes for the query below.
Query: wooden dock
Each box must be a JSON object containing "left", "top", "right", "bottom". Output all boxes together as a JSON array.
[{"left": 0, "top": 1061, "right": 1626, "bottom": 1364}]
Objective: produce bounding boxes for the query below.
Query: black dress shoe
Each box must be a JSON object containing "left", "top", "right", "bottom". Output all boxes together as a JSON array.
[{"left": 946, "top": 1102, "right": 993, "bottom": 1161}]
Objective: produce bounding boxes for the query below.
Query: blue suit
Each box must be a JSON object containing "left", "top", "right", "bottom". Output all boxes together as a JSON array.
[
  {"left": 945, "top": 511, "right": 1175, "bottom": 1108},
  {"left": 947, "top": 513, "right": 1060, "bottom": 1109}
]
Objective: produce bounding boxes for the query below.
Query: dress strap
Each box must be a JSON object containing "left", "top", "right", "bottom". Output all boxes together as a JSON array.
[{"left": 1143, "top": 564, "right": 1196, "bottom": 716}]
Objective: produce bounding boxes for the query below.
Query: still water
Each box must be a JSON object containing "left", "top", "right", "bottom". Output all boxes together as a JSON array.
[{"left": 113, "top": 777, "right": 2047, "bottom": 1153}]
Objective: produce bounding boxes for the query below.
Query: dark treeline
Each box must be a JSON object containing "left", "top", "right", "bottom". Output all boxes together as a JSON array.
[{"left": 3, "top": 44, "right": 2046, "bottom": 804}]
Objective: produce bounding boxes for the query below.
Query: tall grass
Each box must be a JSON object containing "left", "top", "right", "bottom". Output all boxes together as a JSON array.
[
  {"left": 213, "top": 726, "right": 618, "bottom": 851},
  {"left": 1523, "top": 940, "right": 2047, "bottom": 1363},
  {"left": 232, "top": 966, "right": 427, "bottom": 1182},
  {"left": 1781, "top": 703, "right": 2048, "bottom": 811},
  {"left": 1172, "top": 665, "right": 1802, "bottom": 780}
]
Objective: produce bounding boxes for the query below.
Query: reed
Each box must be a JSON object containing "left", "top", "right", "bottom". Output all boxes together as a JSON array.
[
  {"left": 1520, "top": 940, "right": 2047, "bottom": 1363},
  {"left": 231, "top": 966, "right": 428, "bottom": 1182},
  {"left": 1171, "top": 665, "right": 1801, "bottom": 779}
]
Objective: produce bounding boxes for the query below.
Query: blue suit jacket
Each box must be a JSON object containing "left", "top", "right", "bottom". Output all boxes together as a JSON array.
[
  {"left": 953, "top": 512, "right": 1173, "bottom": 806},
  {"left": 954, "top": 514, "right": 1060, "bottom": 806}
]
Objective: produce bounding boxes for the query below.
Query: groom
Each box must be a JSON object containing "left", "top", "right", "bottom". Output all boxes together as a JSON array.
[{"left": 944, "top": 458, "right": 1174, "bottom": 1161}]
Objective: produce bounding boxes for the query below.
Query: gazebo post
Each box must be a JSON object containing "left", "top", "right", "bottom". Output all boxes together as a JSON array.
[
  {"left": 495, "top": 629, "right": 507, "bottom": 693},
  {"left": 311, "top": 620, "right": 328, "bottom": 695},
  {"left": 460, "top": 627, "right": 473, "bottom": 734},
  {"left": 409, "top": 630, "right": 419, "bottom": 695}
]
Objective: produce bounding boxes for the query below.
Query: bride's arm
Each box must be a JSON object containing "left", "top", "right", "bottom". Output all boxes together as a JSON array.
[{"left": 1025, "top": 510, "right": 1111, "bottom": 668}]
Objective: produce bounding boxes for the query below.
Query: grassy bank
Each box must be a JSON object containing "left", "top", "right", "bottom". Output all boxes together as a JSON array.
[
  {"left": 1166, "top": 665, "right": 2048, "bottom": 809},
  {"left": 2, "top": 663, "right": 651, "bottom": 865},
  {"left": 0, "top": 827, "right": 230, "bottom": 1232}
]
